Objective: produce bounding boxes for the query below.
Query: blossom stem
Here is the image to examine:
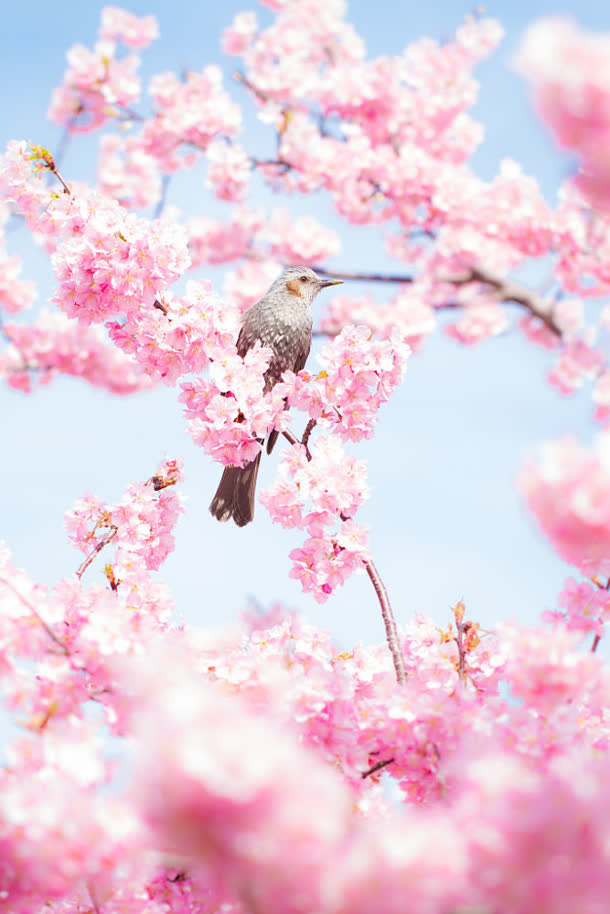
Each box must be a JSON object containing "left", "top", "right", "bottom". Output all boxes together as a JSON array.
[
  {"left": 362, "top": 756, "right": 395, "bottom": 779},
  {"left": 50, "top": 165, "right": 72, "bottom": 195},
  {"left": 75, "top": 526, "right": 118, "bottom": 580}
]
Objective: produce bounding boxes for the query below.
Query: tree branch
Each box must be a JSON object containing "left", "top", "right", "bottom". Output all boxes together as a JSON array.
[
  {"left": 313, "top": 266, "right": 414, "bottom": 284},
  {"left": 313, "top": 263, "right": 563, "bottom": 337},
  {"left": 365, "top": 559, "right": 406, "bottom": 684},
  {"left": 442, "top": 265, "right": 562, "bottom": 337}
]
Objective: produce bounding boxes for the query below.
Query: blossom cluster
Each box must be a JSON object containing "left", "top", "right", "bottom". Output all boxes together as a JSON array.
[
  {"left": 180, "top": 342, "right": 290, "bottom": 467},
  {"left": 516, "top": 18, "right": 610, "bottom": 209},
  {"left": 544, "top": 576, "right": 610, "bottom": 638},
  {"left": 2, "top": 500, "right": 610, "bottom": 913},
  {"left": 97, "top": 133, "right": 162, "bottom": 210},
  {"left": 281, "top": 325, "right": 410, "bottom": 442},
  {"left": 520, "top": 434, "right": 610, "bottom": 577},
  {"left": 260, "top": 436, "right": 371, "bottom": 601},
  {"left": 141, "top": 67, "right": 242, "bottom": 173},
  {"left": 0, "top": 309, "right": 154, "bottom": 394},
  {"left": 65, "top": 456, "right": 184, "bottom": 579},
  {"left": 48, "top": 6, "right": 158, "bottom": 133}
]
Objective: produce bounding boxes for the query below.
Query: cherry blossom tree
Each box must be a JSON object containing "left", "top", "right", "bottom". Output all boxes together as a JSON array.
[{"left": 2, "top": 4, "right": 610, "bottom": 912}]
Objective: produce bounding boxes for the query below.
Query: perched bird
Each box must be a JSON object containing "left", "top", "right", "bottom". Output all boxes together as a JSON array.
[{"left": 209, "top": 265, "right": 343, "bottom": 526}]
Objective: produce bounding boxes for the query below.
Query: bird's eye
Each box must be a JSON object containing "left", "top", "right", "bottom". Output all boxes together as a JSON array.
[{"left": 299, "top": 275, "right": 308, "bottom": 282}]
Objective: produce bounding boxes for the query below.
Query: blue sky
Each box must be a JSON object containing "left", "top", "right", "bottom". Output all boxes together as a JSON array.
[{"left": 1, "top": 0, "right": 609, "bottom": 651}]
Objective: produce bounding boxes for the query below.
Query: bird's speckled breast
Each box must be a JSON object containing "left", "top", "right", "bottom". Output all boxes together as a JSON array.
[{"left": 237, "top": 296, "right": 313, "bottom": 390}]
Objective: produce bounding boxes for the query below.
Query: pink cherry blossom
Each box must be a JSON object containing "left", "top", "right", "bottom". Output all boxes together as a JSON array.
[
  {"left": 5, "top": 6, "right": 610, "bottom": 911},
  {"left": 1, "top": 309, "right": 153, "bottom": 393},
  {"left": 520, "top": 434, "right": 610, "bottom": 576},
  {"left": 99, "top": 7, "right": 160, "bottom": 49},
  {"left": 222, "top": 11, "right": 258, "bottom": 56},
  {"left": 281, "top": 325, "right": 410, "bottom": 442},
  {"left": 48, "top": 42, "right": 142, "bottom": 133},
  {"left": 206, "top": 140, "right": 251, "bottom": 202},
  {"left": 142, "top": 67, "right": 242, "bottom": 171},
  {"left": 516, "top": 18, "right": 610, "bottom": 209},
  {"left": 97, "top": 134, "right": 162, "bottom": 210},
  {"left": 544, "top": 576, "right": 610, "bottom": 637}
]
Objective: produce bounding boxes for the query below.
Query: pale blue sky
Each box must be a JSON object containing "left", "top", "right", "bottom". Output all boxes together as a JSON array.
[{"left": 1, "top": 0, "right": 609, "bottom": 650}]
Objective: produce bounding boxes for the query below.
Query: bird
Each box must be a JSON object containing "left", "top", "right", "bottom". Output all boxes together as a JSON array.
[{"left": 209, "top": 265, "right": 343, "bottom": 526}]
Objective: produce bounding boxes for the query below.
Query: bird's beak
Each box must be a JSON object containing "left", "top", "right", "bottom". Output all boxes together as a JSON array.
[{"left": 318, "top": 279, "right": 343, "bottom": 288}]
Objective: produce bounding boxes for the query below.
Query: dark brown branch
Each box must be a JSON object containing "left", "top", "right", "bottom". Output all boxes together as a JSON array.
[
  {"left": 282, "top": 429, "right": 300, "bottom": 448},
  {"left": 441, "top": 265, "right": 562, "bottom": 336},
  {"left": 592, "top": 634, "right": 601, "bottom": 653},
  {"left": 75, "top": 526, "right": 118, "bottom": 580},
  {"left": 362, "top": 756, "right": 395, "bottom": 779},
  {"left": 313, "top": 266, "right": 414, "bottom": 284},
  {"left": 281, "top": 428, "right": 405, "bottom": 686},
  {"left": 301, "top": 418, "right": 317, "bottom": 458}
]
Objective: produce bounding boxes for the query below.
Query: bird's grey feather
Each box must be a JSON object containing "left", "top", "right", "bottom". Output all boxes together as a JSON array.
[{"left": 209, "top": 266, "right": 339, "bottom": 526}]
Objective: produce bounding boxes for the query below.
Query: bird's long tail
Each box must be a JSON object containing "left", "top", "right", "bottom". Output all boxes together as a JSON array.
[{"left": 209, "top": 451, "right": 262, "bottom": 527}]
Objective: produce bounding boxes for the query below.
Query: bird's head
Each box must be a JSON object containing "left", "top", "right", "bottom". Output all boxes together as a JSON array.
[{"left": 269, "top": 266, "right": 343, "bottom": 304}]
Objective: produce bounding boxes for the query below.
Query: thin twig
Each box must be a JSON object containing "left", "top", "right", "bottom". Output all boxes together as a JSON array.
[
  {"left": 233, "top": 71, "right": 272, "bottom": 104},
  {"left": 281, "top": 428, "right": 405, "bottom": 685},
  {"left": 592, "top": 634, "right": 601, "bottom": 653},
  {"left": 454, "top": 621, "right": 468, "bottom": 684},
  {"left": 75, "top": 526, "right": 118, "bottom": 580},
  {"left": 313, "top": 266, "right": 414, "bottom": 284},
  {"left": 364, "top": 559, "right": 406, "bottom": 684},
  {"left": 50, "top": 165, "right": 72, "bottom": 195},
  {"left": 301, "top": 418, "right": 316, "bottom": 458},
  {"left": 362, "top": 757, "right": 395, "bottom": 779},
  {"left": 0, "top": 576, "right": 69, "bottom": 654}
]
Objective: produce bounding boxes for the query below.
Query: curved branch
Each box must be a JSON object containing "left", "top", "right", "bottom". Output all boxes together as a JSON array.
[
  {"left": 365, "top": 559, "right": 406, "bottom": 684},
  {"left": 313, "top": 263, "right": 563, "bottom": 337},
  {"left": 442, "top": 265, "right": 562, "bottom": 337}
]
